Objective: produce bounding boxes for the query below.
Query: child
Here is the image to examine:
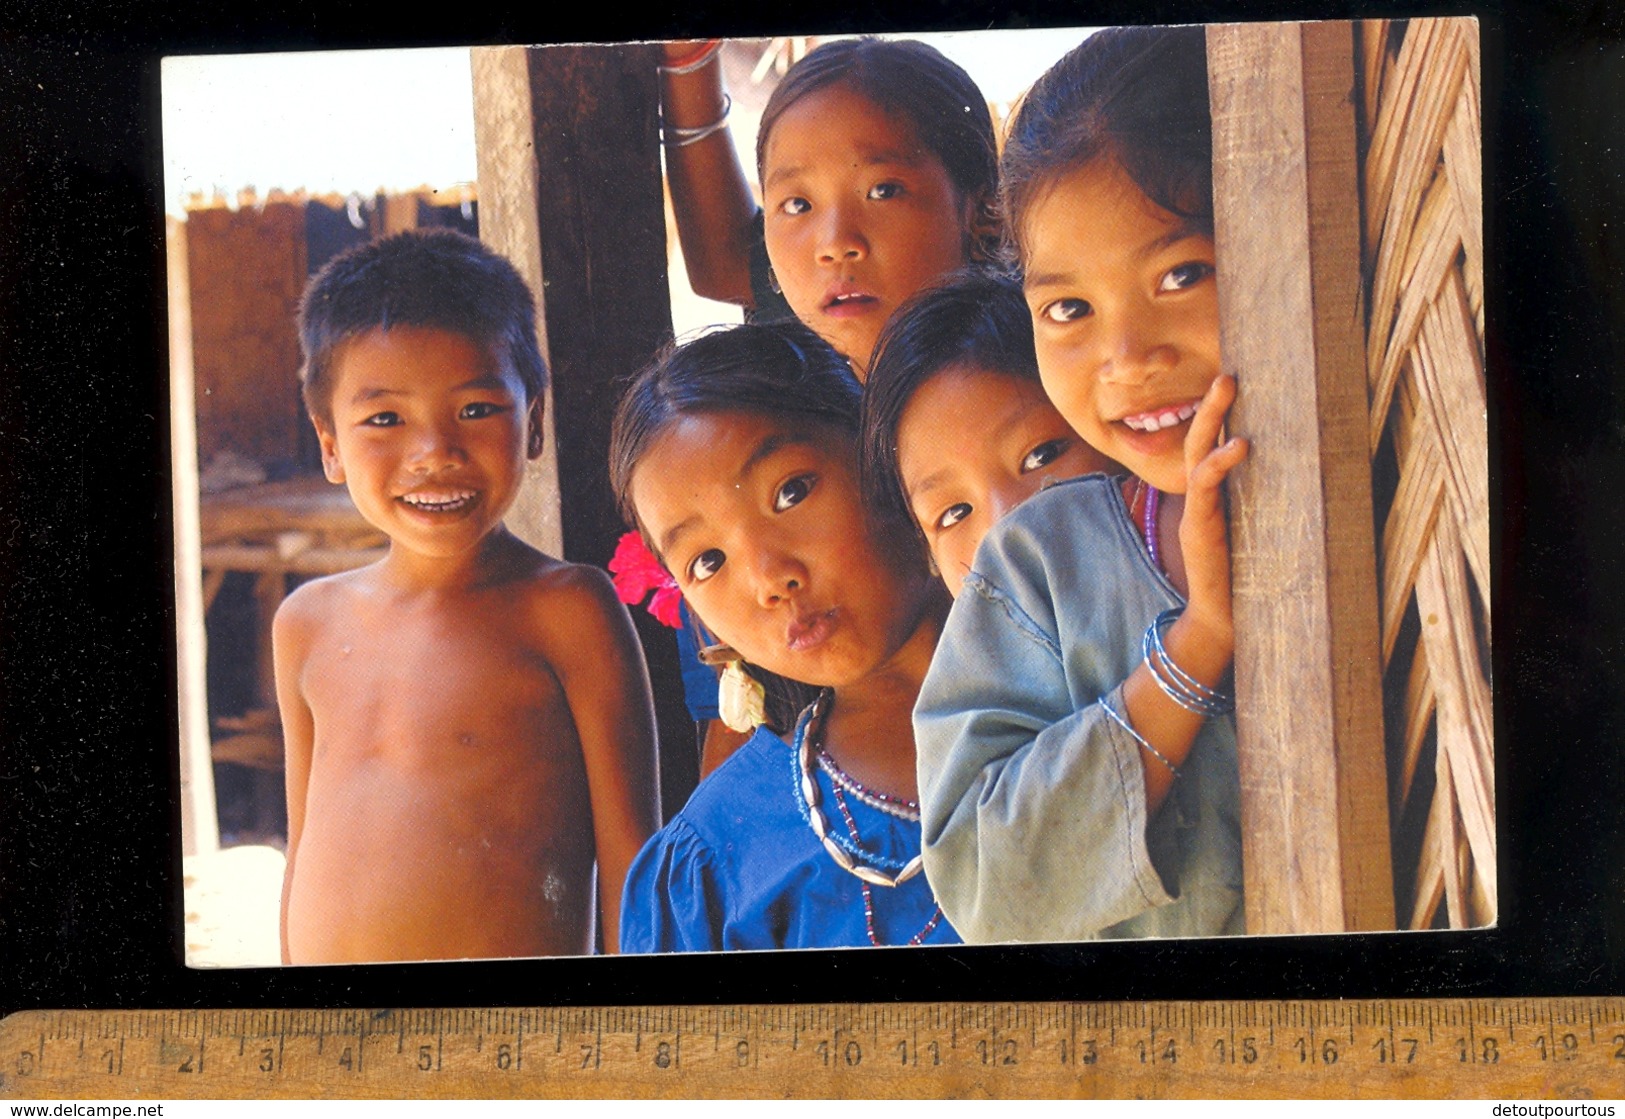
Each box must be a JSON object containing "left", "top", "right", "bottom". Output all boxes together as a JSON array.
[
  {"left": 609, "top": 322, "right": 959, "bottom": 951},
  {"left": 276, "top": 229, "right": 660, "bottom": 963},
  {"left": 655, "top": 36, "right": 999, "bottom": 773},
  {"left": 912, "top": 26, "right": 1250, "bottom": 943},
  {"left": 861, "top": 269, "right": 1117, "bottom": 595},
  {"left": 657, "top": 37, "right": 998, "bottom": 377}
]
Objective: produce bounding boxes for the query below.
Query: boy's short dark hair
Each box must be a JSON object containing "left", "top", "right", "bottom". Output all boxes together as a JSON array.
[
  {"left": 297, "top": 228, "right": 548, "bottom": 423},
  {"left": 861, "top": 269, "right": 1039, "bottom": 522},
  {"left": 1001, "top": 25, "right": 1213, "bottom": 265}
]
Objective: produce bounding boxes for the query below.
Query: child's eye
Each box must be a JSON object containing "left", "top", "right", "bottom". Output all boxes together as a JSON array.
[
  {"left": 778, "top": 196, "right": 811, "bottom": 216},
  {"left": 1039, "top": 298, "right": 1092, "bottom": 324},
  {"left": 689, "top": 549, "right": 725, "bottom": 583},
  {"left": 866, "top": 181, "right": 904, "bottom": 201},
  {"left": 362, "top": 411, "right": 402, "bottom": 427},
  {"left": 934, "top": 502, "right": 971, "bottom": 531},
  {"left": 459, "top": 401, "right": 507, "bottom": 420},
  {"left": 1159, "top": 261, "right": 1215, "bottom": 292},
  {"left": 1020, "top": 439, "right": 1071, "bottom": 473},
  {"left": 773, "top": 474, "right": 817, "bottom": 512}
]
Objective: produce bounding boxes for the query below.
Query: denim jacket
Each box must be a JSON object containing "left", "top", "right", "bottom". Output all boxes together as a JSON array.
[{"left": 913, "top": 475, "right": 1244, "bottom": 943}]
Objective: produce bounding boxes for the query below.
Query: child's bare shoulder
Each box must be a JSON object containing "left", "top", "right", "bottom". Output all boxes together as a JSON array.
[
  {"left": 502, "top": 548, "right": 626, "bottom": 623},
  {"left": 495, "top": 545, "right": 635, "bottom": 657},
  {"left": 272, "top": 565, "right": 378, "bottom": 645}
]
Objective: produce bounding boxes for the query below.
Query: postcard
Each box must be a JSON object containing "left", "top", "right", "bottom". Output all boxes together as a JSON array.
[{"left": 161, "top": 20, "right": 1490, "bottom": 970}]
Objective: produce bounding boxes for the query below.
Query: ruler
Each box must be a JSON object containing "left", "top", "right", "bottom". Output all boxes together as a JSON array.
[{"left": 3, "top": 1000, "right": 1623, "bottom": 1099}]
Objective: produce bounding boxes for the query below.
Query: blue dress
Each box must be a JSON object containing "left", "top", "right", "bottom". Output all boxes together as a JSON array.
[{"left": 620, "top": 709, "right": 961, "bottom": 953}]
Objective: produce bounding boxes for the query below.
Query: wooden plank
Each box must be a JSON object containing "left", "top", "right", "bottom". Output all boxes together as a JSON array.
[
  {"left": 167, "top": 215, "right": 219, "bottom": 857},
  {"left": 382, "top": 192, "right": 419, "bottom": 237},
  {"left": 470, "top": 47, "right": 564, "bottom": 558},
  {"left": 523, "top": 44, "right": 674, "bottom": 565},
  {"left": 1209, "top": 21, "right": 1395, "bottom": 933},
  {"left": 476, "top": 44, "right": 696, "bottom": 818}
]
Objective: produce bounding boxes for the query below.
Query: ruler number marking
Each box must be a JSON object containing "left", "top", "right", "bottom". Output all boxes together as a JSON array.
[
  {"left": 1138, "top": 1036, "right": 1177, "bottom": 1065},
  {"left": 1214, "top": 1036, "right": 1257, "bottom": 1065},
  {"left": 976, "top": 1037, "right": 1017, "bottom": 1066},
  {"left": 1534, "top": 1033, "right": 1580, "bottom": 1061},
  {"left": 1294, "top": 1037, "right": 1339, "bottom": 1065}
]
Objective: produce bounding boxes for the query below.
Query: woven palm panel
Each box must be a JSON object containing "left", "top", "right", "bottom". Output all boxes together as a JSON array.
[{"left": 1358, "top": 18, "right": 1492, "bottom": 929}]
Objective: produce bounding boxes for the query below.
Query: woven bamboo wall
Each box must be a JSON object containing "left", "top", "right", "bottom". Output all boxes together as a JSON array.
[{"left": 1358, "top": 18, "right": 1493, "bottom": 928}]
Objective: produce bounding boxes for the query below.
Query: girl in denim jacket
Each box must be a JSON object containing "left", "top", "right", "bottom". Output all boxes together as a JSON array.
[{"left": 912, "top": 26, "right": 1250, "bottom": 942}]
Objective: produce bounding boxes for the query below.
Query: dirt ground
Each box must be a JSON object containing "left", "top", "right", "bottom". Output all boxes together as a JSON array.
[{"left": 182, "top": 844, "right": 285, "bottom": 968}]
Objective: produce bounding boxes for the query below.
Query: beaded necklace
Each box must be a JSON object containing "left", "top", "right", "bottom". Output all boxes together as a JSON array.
[
  {"left": 815, "top": 748, "right": 920, "bottom": 821},
  {"left": 828, "top": 783, "right": 944, "bottom": 947},
  {"left": 1130, "top": 477, "right": 1162, "bottom": 574},
  {"left": 794, "top": 692, "right": 945, "bottom": 946}
]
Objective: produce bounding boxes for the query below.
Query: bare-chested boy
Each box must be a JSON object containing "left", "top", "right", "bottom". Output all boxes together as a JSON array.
[{"left": 276, "top": 230, "right": 660, "bottom": 963}]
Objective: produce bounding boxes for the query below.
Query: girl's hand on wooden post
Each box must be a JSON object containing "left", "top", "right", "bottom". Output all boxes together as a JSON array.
[{"left": 1178, "top": 373, "right": 1247, "bottom": 652}]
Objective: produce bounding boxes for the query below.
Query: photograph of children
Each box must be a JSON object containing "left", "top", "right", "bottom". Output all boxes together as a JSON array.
[{"left": 161, "top": 21, "right": 1490, "bottom": 968}]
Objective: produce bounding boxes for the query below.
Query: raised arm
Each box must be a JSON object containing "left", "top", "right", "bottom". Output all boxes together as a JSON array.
[
  {"left": 1109, "top": 374, "right": 1247, "bottom": 809},
  {"left": 271, "top": 589, "right": 319, "bottom": 965},
  {"left": 659, "top": 40, "right": 759, "bottom": 306},
  {"left": 546, "top": 567, "right": 661, "bottom": 954}
]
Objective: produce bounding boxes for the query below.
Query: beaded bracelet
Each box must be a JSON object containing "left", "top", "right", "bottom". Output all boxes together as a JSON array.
[
  {"left": 1097, "top": 695, "right": 1180, "bottom": 779},
  {"left": 1142, "top": 607, "right": 1235, "bottom": 716},
  {"left": 659, "top": 40, "right": 722, "bottom": 75},
  {"left": 661, "top": 93, "right": 731, "bottom": 147}
]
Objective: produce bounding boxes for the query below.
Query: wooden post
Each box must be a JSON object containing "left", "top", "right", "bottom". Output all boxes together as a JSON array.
[
  {"left": 471, "top": 47, "right": 565, "bottom": 557},
  {"left": 168, "top": 215, "right": 219, "bottom": 858},
  {"left": 1208, "top": 21, "right": 1396, "bottom": 933},
  {"left": 471, "top": 44, "right": 696, "bottom": 817}
]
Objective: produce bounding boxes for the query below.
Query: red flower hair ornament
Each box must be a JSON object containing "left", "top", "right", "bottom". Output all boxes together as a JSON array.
[{"left": 609, "top": 531, "right": 683, "bottom": 629}]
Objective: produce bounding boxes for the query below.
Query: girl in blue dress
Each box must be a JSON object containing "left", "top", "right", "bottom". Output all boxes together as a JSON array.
[{"left": 609, "top": 321, "right": 959, "bottom": 952}]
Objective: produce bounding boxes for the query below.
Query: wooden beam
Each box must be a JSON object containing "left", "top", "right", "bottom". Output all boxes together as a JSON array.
[
  {"left": 471, "top": 47, "right": 565, "bottom": 558},
  {"left": 167, "top": 214, "right": 219, "bottom": 858},
  {"left": 1209, "top": 21, "right": 1396, "bottom": 933},
  {"left": 523, "top": 44, "right": 675, "bottom": 565},
  {"left": 472, "top": 44, "right": 696, "bottom": 818}
]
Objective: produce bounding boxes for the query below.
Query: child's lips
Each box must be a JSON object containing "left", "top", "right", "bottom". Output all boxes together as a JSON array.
[
  {"left": 821, "top": 286, "right": 880, "bottom": 318},
  {"left": 786, "top": 608, "right": 838, "bottom": 652}
]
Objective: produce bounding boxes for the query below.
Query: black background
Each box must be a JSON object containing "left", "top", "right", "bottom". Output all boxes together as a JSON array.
[{"left": 1, "top": 0, "right": 1621, "bottom": 1016}]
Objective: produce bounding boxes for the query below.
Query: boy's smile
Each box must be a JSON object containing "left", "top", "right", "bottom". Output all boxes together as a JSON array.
[
  {"left": 316, "top": 325, "right": 540, "bottom": 564},
  {"left": 1021, "top": 158, "right": 1221, "bottom": 494},
  {"left": 762, "top": 84, "right": 970, "bottom": 377},
  {"left": 630, "top": 411, "right": 933, "bottom": 689}
]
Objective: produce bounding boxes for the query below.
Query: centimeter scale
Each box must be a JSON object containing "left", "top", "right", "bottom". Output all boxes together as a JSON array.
[{"left": 3, "top": 999, "right": 1624, "bottom": 1099}]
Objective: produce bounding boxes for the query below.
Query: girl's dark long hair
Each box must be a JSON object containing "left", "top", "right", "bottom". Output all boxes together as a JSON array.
[
  {"left": 756, "top": 37, "right": 1001, "bottom": 262},
  {"left": 1001, "top": 25, "right": 1214, "bottom": 265},
  {"left": 861, "top": 268, "right": 1042, "bottom": 527},
  {"left": 610, "top": 321, "right": 871, "bottom": 734}
]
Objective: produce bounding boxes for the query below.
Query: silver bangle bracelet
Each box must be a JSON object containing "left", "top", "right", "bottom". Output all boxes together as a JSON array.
[
  {"left": 1098, "top": 695, "right": 1180, "bottom": 778},
  {"left": 661, "top": 93, "right": 731, "bottom": 147},
  {"left": 1142, "top": 607, "right": 1235, "bottom": 716},
  {"left": 658, "top": 41, "right": 723, "bottom": 76}
]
